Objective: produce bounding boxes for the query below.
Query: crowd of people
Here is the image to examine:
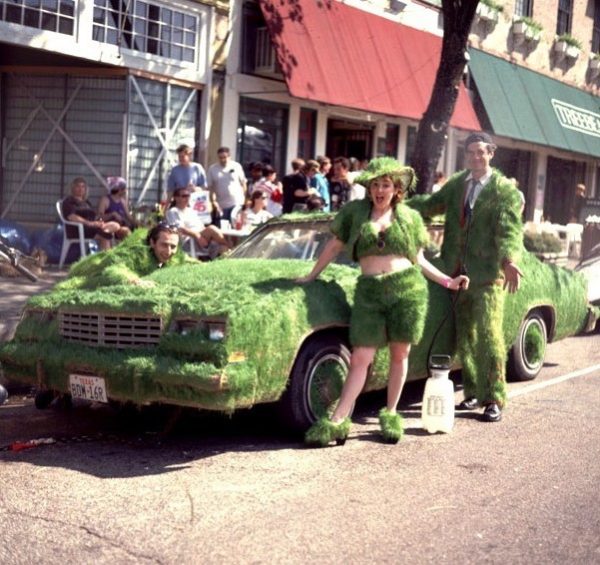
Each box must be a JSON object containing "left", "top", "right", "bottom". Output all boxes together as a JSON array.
[{"left": 59, "top": 131, "right": 529, "bottom": 446}]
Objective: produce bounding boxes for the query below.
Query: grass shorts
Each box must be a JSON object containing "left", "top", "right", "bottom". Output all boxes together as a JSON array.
[{"left": 350, "top": 266, "right": 428, "bottom": 348}]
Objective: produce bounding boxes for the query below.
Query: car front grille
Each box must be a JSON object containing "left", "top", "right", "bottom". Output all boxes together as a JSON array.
[{"left": 59, "top": 311, "right": 163, "bottom": 349}]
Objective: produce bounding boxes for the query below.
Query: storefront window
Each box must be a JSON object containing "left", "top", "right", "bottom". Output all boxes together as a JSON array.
[
  {"left": 593, "top": 0, "right": 600, "bottom": 53},
  {"left": 237, "top": 97, "right": 288, "bottom": 175},
  {"left": 556, "top": 0, "right": 572, "bottom": 35},
  {"left": 405, "top": 125, "right": 417, "bottom": 166},
  {"left": 1, "top": 0, "right": 75, "bottom": 35},
  {"left": 514, "top": 0, "right": 532, "bottom": 18},
  {"left": 92, "top": 0, "right": 197, "bottom": 63},
  {"left": 298, "top": 108, "right": 316, "bottom": 159}
]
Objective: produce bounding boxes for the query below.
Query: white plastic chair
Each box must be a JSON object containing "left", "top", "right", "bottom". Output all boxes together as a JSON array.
[{"left": 56, "top": 200, "right": 97, "bottom": 269}]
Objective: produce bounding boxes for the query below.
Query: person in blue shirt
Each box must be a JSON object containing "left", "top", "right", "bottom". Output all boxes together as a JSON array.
[
  {"left": 167, "top": 144, "right": 207, "bottom": 193},
  {"left": 311, "top": 156, "right": 331, "bottom": 212}
]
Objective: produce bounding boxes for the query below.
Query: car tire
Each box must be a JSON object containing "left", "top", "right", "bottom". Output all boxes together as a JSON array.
[
  {"left": 507, "top": 311, "right": 547, "bottom": 382},
  {"left": 278, "top": 334, "right": 351, "bottom": 433}
]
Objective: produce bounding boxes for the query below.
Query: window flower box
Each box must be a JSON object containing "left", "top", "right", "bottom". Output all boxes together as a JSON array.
[
  {"left": 565, "top": 45, "right": 580, "bottom": 59},
  {"left": 555, "top": 34, "right": 582, "bottom": 59},
  {"left": 476, "top": 2, "right": 501, "bottom": 23},
  {"left": 512, "top": 18, "right": 542, "bottom": 44}
]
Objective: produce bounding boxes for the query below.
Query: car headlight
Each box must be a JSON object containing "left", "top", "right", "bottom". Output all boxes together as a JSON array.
[
  {"left": 172, "top": 317, "right": 228, "bottom": 341},
  {"left": 206, "top": 321, "right": 227, "bottom": 342}
]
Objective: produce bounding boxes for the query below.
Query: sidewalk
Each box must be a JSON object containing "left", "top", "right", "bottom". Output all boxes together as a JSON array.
[{"left": 0, "top": 267, "right": 68, "bottom": 342}]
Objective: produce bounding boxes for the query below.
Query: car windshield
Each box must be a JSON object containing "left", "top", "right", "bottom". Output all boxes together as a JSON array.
[{"left": 229, "top": 220, "right": 354, "bottom": 265}]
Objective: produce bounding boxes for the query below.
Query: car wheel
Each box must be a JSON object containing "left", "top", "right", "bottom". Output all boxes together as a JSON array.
[
  {"left": 279, "top": 334, "right": 351, "bottom": 433},
  {"left": 507, "top": 311, "right": 547, "bottom": 382}
]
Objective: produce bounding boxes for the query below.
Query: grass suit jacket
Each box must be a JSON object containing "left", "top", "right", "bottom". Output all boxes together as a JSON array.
[{"left": 407, "top": 169, "right": 523, "bottom": 286}]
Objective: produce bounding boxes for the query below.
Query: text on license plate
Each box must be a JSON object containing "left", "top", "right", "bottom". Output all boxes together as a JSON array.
[{"left": 69, "top": 374, "right": 108, "bottom": 403}]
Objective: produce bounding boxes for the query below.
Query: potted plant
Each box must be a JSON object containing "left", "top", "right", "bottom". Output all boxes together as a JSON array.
[
  {"left": 476, "top": 0, "right": 503, "bottom": 23},
  {"left": 512, "top": 16, "right": 543, "bottom": 42},
  {"left": 554, "top": 33, "right": 582, "bottom": 59}
]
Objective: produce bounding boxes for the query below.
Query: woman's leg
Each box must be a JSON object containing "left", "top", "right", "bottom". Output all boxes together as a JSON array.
[
  {"left": 386, "top": 342, "right": 411, "bottom": 412},
  {"left": 331, "top": 346, "right": 376, "bottom": 422},
  {"left": 201, "top": 225, "right": 230, "bottom": 247}
]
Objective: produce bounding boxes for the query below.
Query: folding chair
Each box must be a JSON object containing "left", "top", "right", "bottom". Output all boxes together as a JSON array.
[{"left": 56, "top": 200, "right": 97, "bottom": 269}]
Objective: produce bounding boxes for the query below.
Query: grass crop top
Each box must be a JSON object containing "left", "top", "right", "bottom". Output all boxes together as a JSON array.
[{"left": 330, "top": 199, "right": 429, "bottom": 263}]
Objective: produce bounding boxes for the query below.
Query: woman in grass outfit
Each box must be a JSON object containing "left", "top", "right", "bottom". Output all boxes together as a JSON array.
[{"left": 296, "top": 158, "right": 469, "bottom": 446}]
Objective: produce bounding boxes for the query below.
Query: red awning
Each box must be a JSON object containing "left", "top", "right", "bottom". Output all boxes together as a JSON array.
[{"left": 260, "top": 0, "right": 480, "bottom": 130}]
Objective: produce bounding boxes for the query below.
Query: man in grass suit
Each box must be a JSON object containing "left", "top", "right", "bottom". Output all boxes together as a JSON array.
[{"left": 408, "top": 132, "right": 524, "bottom": 422}]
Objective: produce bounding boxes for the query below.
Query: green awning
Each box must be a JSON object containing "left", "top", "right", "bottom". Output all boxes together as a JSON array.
[{"left": 468, "top": 49, "right": 600, "bottom": 158}]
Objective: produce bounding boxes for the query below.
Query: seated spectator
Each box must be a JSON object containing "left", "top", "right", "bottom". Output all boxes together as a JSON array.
[
  {"left": 97, "top": 176, "right": 136, "bottom": 235},
  {"left": 241, "top": 190, "right": 273, "bottom": 229},
  {"left": 165, "top": 187, "right": 230, "bottom": 258},
  {"left": 62, "top": 177, "right": 125, "bottom": 251},
  {"left": 252, "top": 165, "right": 283, "bottom": 216}
]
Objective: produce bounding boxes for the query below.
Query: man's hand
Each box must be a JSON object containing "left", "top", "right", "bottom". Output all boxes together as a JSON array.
[{"left": 503, "top": 261, "right": 523, "bottom": 293}]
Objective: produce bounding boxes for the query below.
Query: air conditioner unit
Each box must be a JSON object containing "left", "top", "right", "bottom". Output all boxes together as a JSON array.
[{"left": 254, "top": 27, "right": 281, "bottom": 76}]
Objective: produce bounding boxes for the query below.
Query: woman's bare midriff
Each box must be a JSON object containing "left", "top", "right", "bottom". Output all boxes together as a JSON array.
[{"left": 359, "top": 255, "right": 413, "bottom": 276}]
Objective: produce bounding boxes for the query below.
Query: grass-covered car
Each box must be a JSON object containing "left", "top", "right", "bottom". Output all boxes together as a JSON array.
[{"left": 0, "top": 215, "right": 598, "bottom": 431}]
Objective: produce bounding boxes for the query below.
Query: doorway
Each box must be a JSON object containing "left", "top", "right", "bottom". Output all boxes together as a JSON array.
[
  {"left": 326, "top": 119, "right": 374, "bottom": 160},
  {"left": 544, "top": 157, "right": 586, "bottom": 224}
]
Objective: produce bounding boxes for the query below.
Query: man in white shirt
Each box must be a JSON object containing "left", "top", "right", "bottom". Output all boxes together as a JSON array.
[{"left": 207, "top": 147, "right": 247, "bottom": 224}]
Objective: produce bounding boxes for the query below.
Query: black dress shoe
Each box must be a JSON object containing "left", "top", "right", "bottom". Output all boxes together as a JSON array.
[
  {"left": 456, "top": 397, "right": 479, "bottom": 411},
  {"left": 481, "top": 403, "right": 502, "bottom": 422}
]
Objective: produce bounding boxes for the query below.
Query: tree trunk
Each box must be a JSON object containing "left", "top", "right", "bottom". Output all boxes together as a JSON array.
[{"left": 410, "top": 0, "right": 479, "bottom": 194}]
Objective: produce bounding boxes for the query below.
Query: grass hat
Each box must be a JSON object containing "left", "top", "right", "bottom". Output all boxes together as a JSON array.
[{"left": 355, "top": 157, "right": 417, "bottom": 193}]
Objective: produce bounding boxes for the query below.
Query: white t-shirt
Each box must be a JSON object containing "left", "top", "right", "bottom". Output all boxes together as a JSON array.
[
  {"left": 243, "top": 208, "right": 273, "bottom": 228},
  {"left": 207, "top": 160, "right": 246, "bottom": 209},
  {"left": 165, "top": 206, "right": 202, "bottom": 232}
]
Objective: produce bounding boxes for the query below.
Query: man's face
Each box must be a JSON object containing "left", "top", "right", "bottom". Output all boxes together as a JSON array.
[
  {"left": 150, "top": 231, "right": 179, "bottom": 264},
  {"left": 465, "top": 141, "right": 494, "bottom": 177},
  {"left": 178, "top": 151, "right": 191, "bottom": 166},
  {"left": 218, "top": 151, "right": 229, "bottom": 166},
  {"left": 333, "top": 162, "right": 348, "bottom": 179}
]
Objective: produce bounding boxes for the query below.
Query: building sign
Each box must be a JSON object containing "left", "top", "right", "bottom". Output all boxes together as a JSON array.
[{"left": 551, "top": 99, "right": 600, "bottom": 139}]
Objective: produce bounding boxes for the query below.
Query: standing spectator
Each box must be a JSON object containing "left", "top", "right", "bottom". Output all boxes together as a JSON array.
[
  {"left": 570, "top": 183, "right": 586, "bottom": 223},
  {"left": 408, "top": 132, "right": 524, "bottom": 423},
  {"left": 431, "top": 171, "right": 446, "bottom": 193},
  {"left": 240, "top": 190, "right": 273, "bottom": 229},
  {"left": 281, "top": 158, "right": 306, "bottom": 214},
  {"left": 207, "top": 146, "right": 247, "bottom": 224},
  {"left": 286, "top": 160, "right": 320, "bottom": 212},
  {"left": 252, "top": 165, "right": 283, "bottom": 216},
  {"left": 329, "top": 157, "right": 351, "bottom": 211},
  {"left": 62, "top": 177, "right": 125, "bottom": 251},
  {"left": 312, "top": 156, "right": 331, "bottom": 212},
  {"left": 167, "top": 144, "right": 207, "bottom": 193},
  {"left": 246, "top": 162, "right": 264, "bottom": 196},
  {"left": 97, "top": 176, "right": 136, "bottom": 233}
]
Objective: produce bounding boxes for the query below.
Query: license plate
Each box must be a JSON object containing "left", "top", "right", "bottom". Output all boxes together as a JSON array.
[{"left": 69, "top": 374, "right": 108, "bottom": 403}]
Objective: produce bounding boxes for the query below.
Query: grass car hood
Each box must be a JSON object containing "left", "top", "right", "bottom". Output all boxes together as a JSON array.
[{"left": 26, "top": 259, "right": 356, "bottom": 322}]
